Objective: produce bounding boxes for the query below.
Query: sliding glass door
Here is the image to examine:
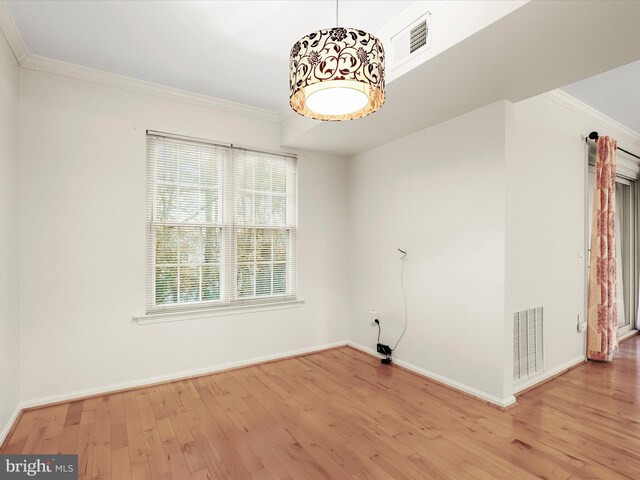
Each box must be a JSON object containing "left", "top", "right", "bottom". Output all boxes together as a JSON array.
[
  {"left": 614, "top": 178, "right": 636, "bottom": 335},
  {"left": 588, "top": 167, "right": 637, "bottom": 336}
]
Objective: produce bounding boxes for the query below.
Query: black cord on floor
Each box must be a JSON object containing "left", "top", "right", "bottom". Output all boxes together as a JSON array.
[{"left": 391, "top": 251, "right": 408, "bottom": 352}]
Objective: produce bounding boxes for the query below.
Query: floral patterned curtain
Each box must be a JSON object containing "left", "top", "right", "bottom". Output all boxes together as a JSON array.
[{"left": 587, "top": 136, "right": 618, "bottom": 362}]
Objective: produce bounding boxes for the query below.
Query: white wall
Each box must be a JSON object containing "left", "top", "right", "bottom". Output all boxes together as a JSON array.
[
  {"left": 0, "top": 29, "right": 20, "bottom": 434},
  {"left": 18, "top": 69, "right": 349, "bottom": 402},
  {"left": 347, "top": 101, "right": 511, "bottom": 404},
  {"left": 15, "top": 64, "right": 640, "bottom": 409},
  {"left": 506, "top": 93, "right": 640, "bottom": 393},
  {"left": 347, "top": 92, "right": 640, "bottom": 404}
]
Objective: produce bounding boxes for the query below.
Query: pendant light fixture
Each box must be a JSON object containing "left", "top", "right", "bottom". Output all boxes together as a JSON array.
[{"left": 289, "top": 0, "right": 385, "bottom": 121}]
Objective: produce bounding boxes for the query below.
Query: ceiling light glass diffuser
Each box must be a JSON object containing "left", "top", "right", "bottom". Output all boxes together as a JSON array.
[{"left": 289, "top": 27, "right": 385, "bottom": 121}]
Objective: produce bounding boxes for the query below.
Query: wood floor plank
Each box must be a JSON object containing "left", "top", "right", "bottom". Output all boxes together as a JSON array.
[
  {"left": 190, "top": 468, "right": 213, "bottom": 480},
  {"left": 130, "top": 461, "right": 152, "bottom": 480},
  {"left": 184, "top": 387, "right": 252, "bottom": 480},
  {"left": 94, "top": 397, "right": 111, "bottom": 446},
  {"left": 123, "top": 391, "right": 149, "bottom": 472},
  {"left": 38, "top": 404, "right": 69, "bottom": 454},
  {"left": 58, "top": 424, "right": 80, "bottom": 455},
  {"left": 91, "top": 443, "right": 111, "bottom": 480},
  {"left": 142, "top": 427, "right": 171, "bottom": 480},
  {"left": 195, "top": 379, "right": 263, "bottom": 473},
  {"left": 110, "top": 446, "right": 132, "bottom": 480},
  {"left": 22, "top": 406, "right": 66, "bottom": 454},
  {"left": 76, "top": 422, "right": 96, "bottom": 480},
  {"left": 64, "top": 401, "right": 84, "bottom": 427},
  {"left": 3, "top": 337, "right": 639, "bottom": 479},
  {"left": 108, "top": 394, "right": 126, "bottom": 427},
  {"left": 155, "top": 416, "right": 193, "bottom": 480},
  {"left": 2, "top": 411, "right": 35, "bottom": 454}
]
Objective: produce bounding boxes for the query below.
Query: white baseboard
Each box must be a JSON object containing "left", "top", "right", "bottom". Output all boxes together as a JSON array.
[
  {"left": 21, "top": 341, "right": 348, "bottom": 409},
  {"left": 347, "top": 342, "right": 516, "bottom": 409},
  {"left": 619, "top": 329, "right": 638, "bottom": 343},
  {"left": 18, "top": 339, "right": 529, "bottom": 414},
  {"left": 0, "top": 405, "right": 22, "bottom": 447},
  {"left": 513, "top": 355, "right": 586, "bottom": 394}
]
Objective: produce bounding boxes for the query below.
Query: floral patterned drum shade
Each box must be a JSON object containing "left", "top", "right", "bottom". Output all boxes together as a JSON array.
[{"left": 289, "top": 27, "right": 385, "bottom": 121}]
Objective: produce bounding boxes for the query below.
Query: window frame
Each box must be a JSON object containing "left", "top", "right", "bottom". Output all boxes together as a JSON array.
[{"left": 145, "top": 131, "right": 298, "bottom": 316}]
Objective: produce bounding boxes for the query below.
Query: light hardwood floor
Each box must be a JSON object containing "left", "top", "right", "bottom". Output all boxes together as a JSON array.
[{"left": 2, "top": 337, "right": 639, "bottom": 479}]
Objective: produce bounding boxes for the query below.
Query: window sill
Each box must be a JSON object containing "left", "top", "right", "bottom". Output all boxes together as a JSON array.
[{"left": 134, "top": 299, "right": 305, "bottom": 325}]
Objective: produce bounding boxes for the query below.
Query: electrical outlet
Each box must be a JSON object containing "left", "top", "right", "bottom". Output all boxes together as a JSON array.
[{"left": 370, "top": 310, "right": 378, "bottom": 326}]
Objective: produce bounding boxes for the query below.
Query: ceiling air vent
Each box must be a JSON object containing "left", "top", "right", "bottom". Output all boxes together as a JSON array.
[
  {"left": 391, "top": 12, "right": 431, "bottom": 69},
  {"left": 410, "top": 19, "right": 428, "bottom": 53}
]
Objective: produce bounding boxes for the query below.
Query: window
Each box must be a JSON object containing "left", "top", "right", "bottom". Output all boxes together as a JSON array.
[{"left": 146, "top": 132, "right": 297, "bottom": 313}]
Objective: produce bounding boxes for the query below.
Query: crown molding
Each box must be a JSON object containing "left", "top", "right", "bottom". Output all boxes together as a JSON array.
[
  {"left": 0, "top": 0, "right": 279, "bottom": 124},
  {"left": 0, "top": 0, "right": 28, "bottom": 63},
  {"left": 20, "top": 54, "right": 280, "bottom": 123},
  {"left": 543, "top": 89, "right": 640, "bottom": 147}
]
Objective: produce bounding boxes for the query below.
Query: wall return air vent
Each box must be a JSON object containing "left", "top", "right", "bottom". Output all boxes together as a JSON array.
[
  {"left": 391, "top": 12, "right": 431, "bottom": 68},
  {"left": 513, "top": 306, "right": 544, "bottom": 382}
]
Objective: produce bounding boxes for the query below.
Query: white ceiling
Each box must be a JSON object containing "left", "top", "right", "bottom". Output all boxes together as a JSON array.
[
  {"left": 6, "top": 0, "right": 415, "bottom": 112},
  {"left": 6, "top": 1, "right": 640, "bottom": 156},
  {"left": 562, "top": 60, "right": 640, "bottom": 134}
]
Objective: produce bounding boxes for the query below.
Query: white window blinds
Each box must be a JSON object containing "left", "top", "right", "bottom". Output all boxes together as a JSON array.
[{"left": 146, "top": 132, "right": 297, "bottom": 313}]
